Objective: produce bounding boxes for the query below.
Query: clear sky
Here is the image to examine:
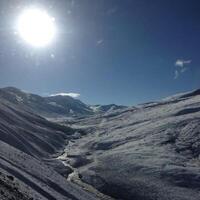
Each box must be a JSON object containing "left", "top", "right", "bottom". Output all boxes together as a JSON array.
[{"left": 0, "top": 0, "right": 199, "bottom": 105}]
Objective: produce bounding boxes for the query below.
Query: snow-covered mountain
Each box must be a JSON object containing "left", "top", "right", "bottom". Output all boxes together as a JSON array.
[
  {"left": 60, "top": 89, "right": 200, "bottom": 200},
  {"left": 0, "top": 92, "right": 103, "bottom": 200},
  {"left": 1, "top": 87, "right": 200, "bottom": 200},
  {"left": 0, "top": 87, "right": 93, "bottom": 118},
  {"left": 0, "top": 87, "right": 125, "bottom": 118},
  {"left": 90, "top": 104, "right": 127, "bottom": 113}
]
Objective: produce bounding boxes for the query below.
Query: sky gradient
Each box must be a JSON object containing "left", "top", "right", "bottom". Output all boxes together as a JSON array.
[{"left": 0, "top": 0, "right": 200, "bottom": 105}]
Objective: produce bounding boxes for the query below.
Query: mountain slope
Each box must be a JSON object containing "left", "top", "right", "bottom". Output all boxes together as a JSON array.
[
  {"left": 0, "top": 97, "right": 73, "bottom": 157},
  {"left": 46, "top": 95, "right": 92, "bottom": 116},
  {"left": 90, "top": 104, "right": 127, "bottom": 113},
  {"left": 0, "top": 95, "right": 101, "bottom": 200},
  {"left": 60, "top": 89, "right": 200, "bottom": 200},
  {"left": 0, "top": 87, "right": 125, "bottom": 118},
  {"left": 0, "top": 141, "right": 100, "bottom": 200},
  {"left": 0, "top": 87, "right": 93, "bottom": 118},
  {"left": 2, "top": 86, "right": 200, "bottom": 200}
]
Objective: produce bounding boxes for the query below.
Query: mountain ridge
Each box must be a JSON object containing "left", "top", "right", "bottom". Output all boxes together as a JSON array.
[{"left": 0, "top": 87, "right": 127, "bottom": 118}]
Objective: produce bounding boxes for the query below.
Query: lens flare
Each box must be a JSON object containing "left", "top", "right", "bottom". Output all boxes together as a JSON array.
[{"left": 17, "top": 8, "right": 56, "bottom": 47}]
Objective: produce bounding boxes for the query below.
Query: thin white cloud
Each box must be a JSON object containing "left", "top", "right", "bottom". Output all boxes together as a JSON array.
[
  {"left": 180, "top": 67, "right": 188, "bottom": 73},
  {"left": 174, "top": 70, "right": 179, "bottom": 79},
  {"left": 175, "top": 59, "right": 191, "bottom": 67},
  {"left": 50, "top": 93, "right": 80, "bottom": 98},
  {"left": 174, "top": 59, "right": 191, "bottom": 79},
  {"left": 97, "top": 39, "right": 104, "bottom": 45}
]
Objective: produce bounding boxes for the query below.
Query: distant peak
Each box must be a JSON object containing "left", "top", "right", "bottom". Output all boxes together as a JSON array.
[
  {"left": 2, "top": 86, "right": 21, "bottom": 91},
  {"left": 1, "top": 87, "right": 26, "bottom": 94}
]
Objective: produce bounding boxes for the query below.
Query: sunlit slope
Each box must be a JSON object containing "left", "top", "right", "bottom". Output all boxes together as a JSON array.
[{"left": 65, "top": 89, "right": 200, "bottom": 200}]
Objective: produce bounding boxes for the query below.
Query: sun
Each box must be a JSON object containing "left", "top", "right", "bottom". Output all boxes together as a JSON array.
[{"left": 17, "top": 8, "right": 56, "bottom": 47}]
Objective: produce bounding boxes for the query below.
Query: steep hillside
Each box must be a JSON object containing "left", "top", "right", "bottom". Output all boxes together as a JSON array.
[
  {"left": 0, "top": 96, "right": 101, "bottom": 200},
  {"left": 0, "top": 96, "right": 73, "bottom": 158},
  {"left": 0, "top": 141, "right": 100, "bottom": 200},
  {"left": 60, "top": 89, "right": 200, "bottom": 200}
]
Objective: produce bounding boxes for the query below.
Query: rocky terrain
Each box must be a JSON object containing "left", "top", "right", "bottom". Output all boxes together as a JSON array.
[{"left": 0, "top": 87, "right": 200, "bottom": 200}]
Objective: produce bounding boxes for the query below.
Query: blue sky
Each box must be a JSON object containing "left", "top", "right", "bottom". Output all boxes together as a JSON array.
[{"left": 0, "top": 0, "right": 199, "bottom": 105}]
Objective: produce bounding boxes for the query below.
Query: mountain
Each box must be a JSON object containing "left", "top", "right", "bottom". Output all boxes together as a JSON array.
[
  {"left": 0, "top": 87, "right": 93, "bottom": 118},
  {"left": 0, "top": 87, "right": 126, "bottom": 118},
  {"left": 59, "top": 89, "right": 200, "bottom": 200},
  {"left": 0, "top": 97, "right": 73, "bottom": 158},
  {"left": 90, "top": 104, "right": 127, "bottom": 113},
  {"left": 0, "top": 92, "right": 103, "bottom": 199},
  {"left": 1, "top": 86, "right": 200, "bottom": 200},
  {"left": 46, "top": 95, "right": 93, "bottom": 116}
]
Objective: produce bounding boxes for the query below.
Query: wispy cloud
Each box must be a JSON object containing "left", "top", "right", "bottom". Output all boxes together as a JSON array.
[
  {"left": 174, "top": 59, "right": 192, "bottom": 79},
  {"left": 97, "top": 39, "right": 104, "bottom": 45},
  {"left": 174, "top": 70, "right": 179, "bottom": 79},
  {"left": 50, "top": 93, "right": 80, "bottom": 98},
  {"left": 175, "top": 59, "right": 192, "bottom": 67}
]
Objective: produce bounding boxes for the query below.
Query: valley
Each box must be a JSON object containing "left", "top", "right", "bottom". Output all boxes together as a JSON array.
[{"left": 0, "top": 87, "right": 200, "bottom": 200}]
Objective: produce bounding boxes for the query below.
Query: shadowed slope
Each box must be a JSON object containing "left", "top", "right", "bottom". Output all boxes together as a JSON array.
[{"left": 0, "top": 93, "right": 100, "bottom": 200}]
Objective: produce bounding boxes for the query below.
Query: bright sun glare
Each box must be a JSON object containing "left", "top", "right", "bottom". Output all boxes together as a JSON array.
[{"left": 17, "top": 8, "right": 56, "bottom": 47}]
